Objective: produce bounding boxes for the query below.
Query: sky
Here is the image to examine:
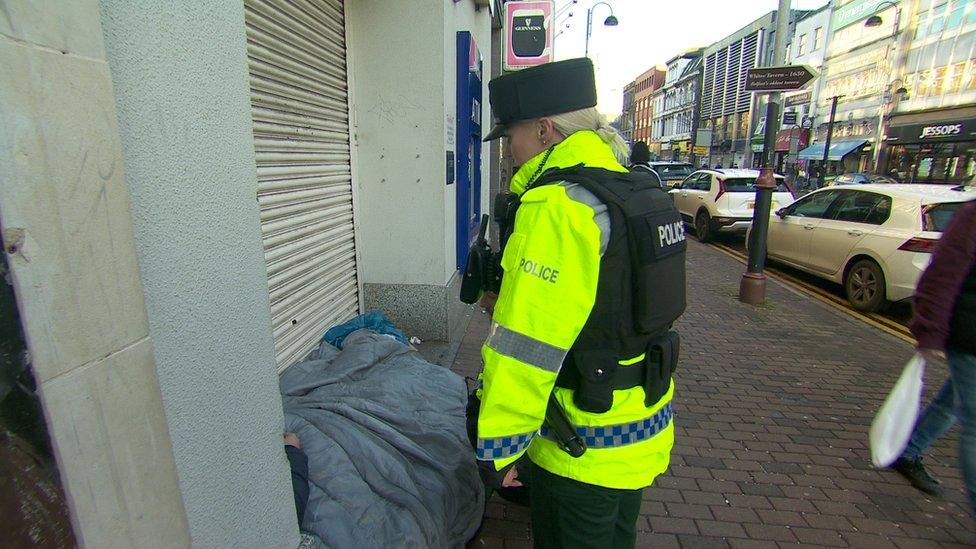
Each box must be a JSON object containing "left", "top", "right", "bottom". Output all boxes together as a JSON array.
[{"left": 548, "top": 0, "right": 831, "bottom": 116}]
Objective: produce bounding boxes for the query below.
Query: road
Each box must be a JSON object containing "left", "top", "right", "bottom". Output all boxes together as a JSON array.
[{"left": 709, "top": 236, "right": 914, "bottom": 344}]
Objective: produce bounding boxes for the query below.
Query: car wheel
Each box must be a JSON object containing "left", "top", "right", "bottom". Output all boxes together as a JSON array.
[
  {"left": 845, "top": 259, "right": 886, "bottom": 312},
  {"left": 695, "top": 211, "right": 713, "bottom": 243}
]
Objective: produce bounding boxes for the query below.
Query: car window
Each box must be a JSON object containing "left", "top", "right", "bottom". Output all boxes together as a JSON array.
[
  {"left": 696, "top": 174, "right": 713, "bottom": 191},
  {"left": 828, "top": 191, "right": 892, "bottom": 225},
  {"left": 836, "top": 175, "right": 852, "bottom": 184},
  {"left": 788, "top": 190, "right": 839, "bottom": 218},
  {"left": 722, "top": 177, "right": 790, "bottom": 192},
  {"left": 924, "top": 201, "right": 969, "bottom": 231},
  {"left": 869, "top": 175, "right": 898, "bottom": 184},
  {"left": 684, "top": 173, "right": 706, "bottom": 190},
  {"left": 655, "top": 164, "right": 693, "bottom": 178}
]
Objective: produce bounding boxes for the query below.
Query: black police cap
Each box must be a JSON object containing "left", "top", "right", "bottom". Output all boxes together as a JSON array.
[{"left": 483, "top": 58, "right": 597, "bottom": 141}]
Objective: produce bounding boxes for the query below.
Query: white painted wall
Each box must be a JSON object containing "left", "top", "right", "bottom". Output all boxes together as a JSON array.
[
  {"left": 97, "top": 1, "right": 297, "bottom": 546},
  {"left": 349, "top": 0, "right": 490, "bottom": 287},
  {"left": 348, "top": 1, "right": 447, "bottom": 286},
  {"left": 0, "top": 2, "right": 189, "bottom": 546}
]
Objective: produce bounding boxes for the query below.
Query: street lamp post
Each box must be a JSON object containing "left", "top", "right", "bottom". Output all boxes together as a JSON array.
[
  {"left": 739, "top": 0, "right": 791, "bottom": 305},
  {"left": 864, "top": 1, "right": 903, "bottom": 172},
  {"left": 819, "top": 95, "right": 841, "bottom": 188},
  {"left": 584, "top": 2, "right": 618, "bottom": 58}
]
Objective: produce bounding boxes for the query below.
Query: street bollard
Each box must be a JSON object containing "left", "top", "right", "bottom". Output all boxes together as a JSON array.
[{"left": 740, "top": 167, "right": 776, "bottom": 304}]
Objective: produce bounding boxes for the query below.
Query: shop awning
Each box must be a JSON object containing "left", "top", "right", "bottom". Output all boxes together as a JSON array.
[{"left": 797, "top": 139, "right": 869, "bottom": 161}]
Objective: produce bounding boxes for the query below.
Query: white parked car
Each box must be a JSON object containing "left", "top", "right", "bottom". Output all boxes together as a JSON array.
[
  {"left": 669, "top": 169, "right": 794, "bottom": 242},
  {"left": 754, "top": 184, "right": 976, "bottom": 312}
]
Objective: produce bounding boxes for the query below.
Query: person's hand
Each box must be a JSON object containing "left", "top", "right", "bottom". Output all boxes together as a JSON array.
[
  {"left": 918, "top": 348, "right": 946, "bottom": 362},
  {"left": 501, "top": 465, "right": 522, "bottom": 488},
  {"left": 479, "top": 292, "right": 499, "bottom": 316},
  {"left": 283, "top": 432, "right": 301, "bottom": 449}
]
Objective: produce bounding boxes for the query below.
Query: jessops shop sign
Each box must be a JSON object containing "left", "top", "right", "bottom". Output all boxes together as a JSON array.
[{"left": 887, "top": 118, "right": 976, "bottom": 143}]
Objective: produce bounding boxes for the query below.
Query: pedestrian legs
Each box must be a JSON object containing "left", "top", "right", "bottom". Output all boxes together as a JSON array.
[
  {"left": 947, "top": 350, "right": 976, "bottom": 516},
  {"left": 903, "top": 378, "right": 957, "bottom": 461}
]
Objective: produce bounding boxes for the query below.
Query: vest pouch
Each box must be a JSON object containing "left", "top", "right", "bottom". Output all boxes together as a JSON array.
[
  {"left": 644, "top": 331, "right": 680, "bottom": 407},
  {"left": 572, "top": 348, "right": 618, "bottom": 413},
  {"left": 629, "top": 209, "right": 687, "bottom": 335}
]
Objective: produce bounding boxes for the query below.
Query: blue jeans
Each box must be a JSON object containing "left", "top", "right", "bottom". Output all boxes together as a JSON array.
[{"left": 902, "top": 349, "right": 976, "bottom": 515}]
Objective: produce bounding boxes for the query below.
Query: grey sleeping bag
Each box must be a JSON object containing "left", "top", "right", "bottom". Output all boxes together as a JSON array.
[{"left": 280, "top": 329, "right": 484, "bottom": 548}]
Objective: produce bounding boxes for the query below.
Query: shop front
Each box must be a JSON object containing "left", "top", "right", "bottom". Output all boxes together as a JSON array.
[
  {"left": 670, "top": 140, "right": 691, "bottom": 162},
  {"left": 657, "top": 141, "right": 669, "bottom": 162},
  {"left": 797, "top": 138, "right": 871, "bottom": 185},
  {"left": 884, "top": 113, "right": 976, "bottom": 184},
  {"left": 774, "top": 128, "right": 810, "bottom": 172}
]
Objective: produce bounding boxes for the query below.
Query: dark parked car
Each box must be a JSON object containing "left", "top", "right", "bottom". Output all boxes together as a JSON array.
[{"left": 648, "top": 162, "right": 695, "bottom": 187}]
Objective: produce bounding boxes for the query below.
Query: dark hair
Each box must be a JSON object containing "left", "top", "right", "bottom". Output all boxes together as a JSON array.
[{"left": 629, "top": 141, "right": 650, "bottom": 165}]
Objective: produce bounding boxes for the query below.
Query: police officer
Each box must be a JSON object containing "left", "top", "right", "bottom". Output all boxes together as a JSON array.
[{"left": 475, "top": 58, "right": 686, "bottom": 548}]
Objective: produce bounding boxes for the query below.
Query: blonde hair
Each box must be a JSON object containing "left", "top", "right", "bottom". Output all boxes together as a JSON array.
[{"left": 547, "top": 107, "right": 630, "bottom": 165}]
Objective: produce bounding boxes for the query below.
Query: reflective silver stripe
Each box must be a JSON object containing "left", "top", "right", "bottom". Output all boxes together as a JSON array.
[
  {"left": 486, "top": 323, "right": 568, "bottom": 373},
  {"left": 563, "top": 182, "right": 610, "bottom": 256}
]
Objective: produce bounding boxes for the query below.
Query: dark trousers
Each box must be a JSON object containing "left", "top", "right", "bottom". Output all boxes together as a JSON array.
[{"left": 529, "top": 461, "right": 643, "bottom": 549}]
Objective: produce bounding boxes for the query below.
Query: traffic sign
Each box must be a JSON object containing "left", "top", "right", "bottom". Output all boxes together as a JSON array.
[{"left": 745, "top": 65, "right": 818, "bottom": 93}]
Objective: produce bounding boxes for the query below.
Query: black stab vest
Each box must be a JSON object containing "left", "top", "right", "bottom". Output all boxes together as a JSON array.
[{"left": 501, "top": 165, "right": 688, "bottom": 412}]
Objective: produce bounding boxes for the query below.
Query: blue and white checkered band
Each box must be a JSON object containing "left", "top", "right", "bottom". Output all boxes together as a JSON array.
[
  {"left": 540, "top": 402, "right": 673, "bottom": 449},
  {"left": 476, "top": 431, "right": 536, "bottom": 460}
]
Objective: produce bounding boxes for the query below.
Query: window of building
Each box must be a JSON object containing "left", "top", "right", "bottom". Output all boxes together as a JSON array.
[
  {"left": 930, "top": 2, "right": 949, "bottom": 35},
  {"left": 946, "top": 1, "right": 966, "bottom": 30},
  {"left": 946, "top": 61, "right": 965, "bottom": 94},
  {"left": 813, "top": 27, "right": 823, "bottom": 50},
  {"left": 798, "top": 33, "right": 808, "bottom": 56},
  {"left": 785, "top": 43, "right": 791, "bottom": 61}
]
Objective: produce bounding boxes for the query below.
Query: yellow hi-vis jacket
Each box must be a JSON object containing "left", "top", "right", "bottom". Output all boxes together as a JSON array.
[{"left": 476, "top": 130, "right": 675, "bottom": 490}]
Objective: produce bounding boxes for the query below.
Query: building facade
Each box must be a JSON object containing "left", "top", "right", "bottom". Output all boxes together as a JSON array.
[
  {"left": 778, "top": 5, "right": 832, "bottom": 173},
  {"left": 700, "top": 12, "right": 775, "bottom": 168},
  {"left": 812, "top": 0, "right": 915, "bottom": 175},
  {"left": 621, "top": 81, "right": 637, "bottom": 144},
  {"left": 631, "top": 66, "right": 667, "bottom": 151},
  {"left": 699, "top": 9, "right": 809, "bottom": 168},
  {"left": 652, "top": 49, "right": 704, "bottom": 163},
  {"left": 883, "top": 0, "right": 976, "bottom": 183},
  {"left": 0, "top": 0, "right": 494, "bottom": 546}
]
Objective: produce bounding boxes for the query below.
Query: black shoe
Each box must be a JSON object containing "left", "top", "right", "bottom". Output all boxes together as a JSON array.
[{"left": 892, "top": 457, "right": 943, "bottom": 497}]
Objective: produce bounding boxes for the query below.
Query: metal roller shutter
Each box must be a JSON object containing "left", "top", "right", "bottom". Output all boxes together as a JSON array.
[{"left": 245, "top": 0, "right": 360, "bottom": 371}]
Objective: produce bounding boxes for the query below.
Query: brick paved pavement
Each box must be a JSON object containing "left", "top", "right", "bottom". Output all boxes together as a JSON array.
[{"left": 453, "top": 239, "right": 974, "bottom": 548}]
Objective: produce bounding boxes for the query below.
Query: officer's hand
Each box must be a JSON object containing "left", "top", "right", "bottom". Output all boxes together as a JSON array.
[
  {"left": 502, "top": 466, "right": 522, "bottom": 488},
  {"left": 477, "top": 460, "right": 518, "bottom": 489}
]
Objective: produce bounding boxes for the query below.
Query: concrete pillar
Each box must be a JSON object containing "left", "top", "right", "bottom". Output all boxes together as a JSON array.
[
  {"left": 96, "top": 1, "right": 297, "bottom": 546},
  {"left": 0, "top": 0, "right": 189, "bottom": 546}
]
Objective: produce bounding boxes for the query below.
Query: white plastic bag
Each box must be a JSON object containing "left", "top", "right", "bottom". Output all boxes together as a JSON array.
[{"left": 869, "top": 353, "right": 926, "bottom": 468}]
